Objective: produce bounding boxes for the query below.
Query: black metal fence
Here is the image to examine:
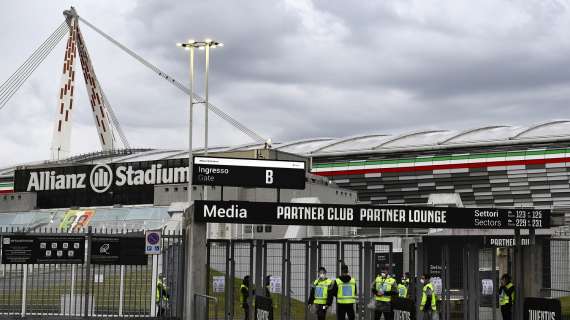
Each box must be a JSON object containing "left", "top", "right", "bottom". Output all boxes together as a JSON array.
[
  {"left": 206, "top": 239, "right": 393, "bottom": 320},
  {"left": 0, "top": 227, "right": 184, "bottom": 319}
]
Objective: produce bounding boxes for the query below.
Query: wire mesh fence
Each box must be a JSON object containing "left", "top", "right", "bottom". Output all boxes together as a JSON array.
[{"left": 0, "top": 227, "right": 184, "bottom": 319}]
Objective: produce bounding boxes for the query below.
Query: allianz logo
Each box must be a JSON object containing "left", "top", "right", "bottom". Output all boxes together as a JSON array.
[{"left": 26, "top": 164, "right": 189, "bottom": 193}]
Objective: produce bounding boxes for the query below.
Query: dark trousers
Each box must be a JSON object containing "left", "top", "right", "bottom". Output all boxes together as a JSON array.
[
  {"left": 242, "top": 303, "right": 249, "bottom": 320},
  {"left": 157, "top": 305, "right": 165, "bottom": 317},
  {"left": 374, "top": 310, "right": 393, "bottom": 320},
  {"left": 500, "top": 305, "right": 512, "bottom": 320},
  {"left": 315, "top": 305, "right": 328, "bottom": 320},
  {"left": 337, "top": 303, "right": 355, "bottom": 320}
]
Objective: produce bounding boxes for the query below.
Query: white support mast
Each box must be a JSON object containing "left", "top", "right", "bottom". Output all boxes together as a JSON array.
[
  {"left": 50, "top": 7, "right": 116, "bottom": 160},
  {"left": 50, "top": 10, "right": 79, "bottom": 160},
  {"left": 75, "top": 24, "right": 115, "bottom": 152}
]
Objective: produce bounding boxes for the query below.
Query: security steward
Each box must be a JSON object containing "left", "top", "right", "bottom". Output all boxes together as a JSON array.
[
  {"left": 420, "top": 273, "right": 438, "bottom": 319},
  {"left": 308, "top": 267, "right": 333, "bottom": 320},
  {"left": 372, "top": 268, "right": 397, "bottom": 320},
  {"left": 156, "top": 273, "right": 169, "bottom": 316},
  {"left": 240, "top": 275, "right": 252, "bottom": 320},
  {"left": 330, "top": 264, "right": 357, "bottom": 320},
  {"left": 498, "top": 274, "right": 515, "bottom": 320},
  {"left": 397, "top": 276, "right": 409, "bottom": 299}
]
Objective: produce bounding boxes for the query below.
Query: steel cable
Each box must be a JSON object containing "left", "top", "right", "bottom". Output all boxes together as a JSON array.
[
  {"left": 0, "top": 22, "right": 69, "bottom": 110},
  {"left": 77, "top": 16, "right": 266, "bottom": 143}
]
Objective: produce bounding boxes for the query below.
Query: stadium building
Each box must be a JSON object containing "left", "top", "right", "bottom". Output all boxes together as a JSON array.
[{"left": 1, "top": 120, "right": 570, "bottom": 236}]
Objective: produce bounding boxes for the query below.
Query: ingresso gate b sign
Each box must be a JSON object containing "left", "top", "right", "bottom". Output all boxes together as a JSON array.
[
  {"left": 194, "top": 200, "right": 550, "bottom": 229},
  {"left": 192, "top": 156, "right": 305, "bottom": 189}
]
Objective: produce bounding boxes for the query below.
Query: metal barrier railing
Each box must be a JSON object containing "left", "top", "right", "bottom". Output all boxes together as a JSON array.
[{"left": 193, "top": 293, "right": 217, "bottom": 320}]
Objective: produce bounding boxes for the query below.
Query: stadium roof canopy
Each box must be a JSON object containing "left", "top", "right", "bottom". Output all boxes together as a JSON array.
[{"left": 3, "top": 120, "right": 570, "bottom": 177}]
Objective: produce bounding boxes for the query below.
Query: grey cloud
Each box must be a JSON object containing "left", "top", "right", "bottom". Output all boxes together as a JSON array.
[{"left": 2, "top": 0, "right": 570, "bottom": 167}]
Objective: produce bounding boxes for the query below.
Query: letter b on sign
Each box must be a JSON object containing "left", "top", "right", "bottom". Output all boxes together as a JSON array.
[{"left": 265, "top": 170, "right": 273, "bottom": 185}]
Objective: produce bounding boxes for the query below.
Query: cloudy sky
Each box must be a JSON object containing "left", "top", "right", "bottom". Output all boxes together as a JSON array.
[{"left": 1, "top": 0, "right": 570, "bottom": 167}]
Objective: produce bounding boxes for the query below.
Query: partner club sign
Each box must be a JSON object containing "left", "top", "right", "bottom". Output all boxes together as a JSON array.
[
  {"left": 14, "top": 159, "right": 190, "bottom": 208},
  {"left": 194, "top": 201, "right": 550, "bottom": 229}
]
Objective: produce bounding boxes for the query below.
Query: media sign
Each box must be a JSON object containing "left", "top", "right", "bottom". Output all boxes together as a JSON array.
[
  {"left": 1, "top": 235, "right": 85, "bottom": 264},
  {"left": 193, "top": 201, "right": 550, "bottom": 229},
  {"left": 14, "top": 159, "right": 189, "bottom": 208},
  {"left": 193, "top": 157, "right": 305, "bottom": 189}
]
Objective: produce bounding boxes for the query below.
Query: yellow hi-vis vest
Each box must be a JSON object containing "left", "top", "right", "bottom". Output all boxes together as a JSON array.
[
  {"left": 499, "top": 283, "right": 515, "bottom": 306},
  {"left": 313, "top": 278, "right": 333, "bottom": 304},
  {"left": 374, "top": 276, "right": 396, "bottom": 302},
  {"left": 397, "top": 283, "right": 408, "bottom": 298},
  {"left": 336, "top": 278, "right": 356, "bottom": 304},
  {"left": 421, "top": 283, "right": 437, "bottom": 311},
  {"left": 239, "top": 284, "right": 248, "bottom": 304},
  {"left": 156, "top": 279, "right": 168, "bottom": 302}
]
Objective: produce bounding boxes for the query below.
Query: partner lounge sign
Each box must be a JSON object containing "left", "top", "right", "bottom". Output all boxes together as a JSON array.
[
  {"left": 194, "top": 201, "right": 550, "bottom": 229},
  {"left": 14, "top": 159, "right": 190, "bottom": 208}
]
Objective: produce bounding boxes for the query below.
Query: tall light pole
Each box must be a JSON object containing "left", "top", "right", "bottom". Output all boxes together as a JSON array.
[{"left": 176, "top": 38, "right": 222, "bottom": 319}]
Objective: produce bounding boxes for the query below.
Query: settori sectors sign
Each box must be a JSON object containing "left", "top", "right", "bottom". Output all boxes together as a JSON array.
[
  {"left": 192, "top": 156, "right": 305, "bottom": 189},
  {"left": 194, "top": 200, "right": 550, "bottom": 229}
]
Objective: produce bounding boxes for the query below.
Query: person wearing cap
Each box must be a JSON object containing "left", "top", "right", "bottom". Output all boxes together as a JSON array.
[
  {"left": 330, "top": 264, "right": 357, "bottom": 320},
  {"left": 308, "top": 267, "right": 333, "bottom": 320},
  {"left": 372, "top": 268, "right": 397, "bottom": 320}
]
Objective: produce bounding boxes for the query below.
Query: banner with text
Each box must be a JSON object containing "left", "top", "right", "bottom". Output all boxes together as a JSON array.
[
  {"left": 524, "top": 298, "right": 561, "bottom": 320},
  {"left": 391, "top": 298, "right": 415, "bottom": 320},
  {"left": 193, "top": 156, "right": 305, "bottom": 189},
  {"left": 193, "top": 201, "right": 550, "bottom": 229}
]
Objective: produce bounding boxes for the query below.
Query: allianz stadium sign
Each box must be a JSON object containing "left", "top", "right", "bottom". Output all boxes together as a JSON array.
[{"left": 14, "top": 159, "right": 190, "bottom": 208}]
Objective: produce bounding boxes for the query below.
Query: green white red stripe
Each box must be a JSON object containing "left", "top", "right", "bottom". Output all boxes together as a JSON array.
[
  {"left": 312, "top": 148, "right": 570, "bottom": 176},
  {"left": 0, "top": 182, "right": 13, "bottom": 194}
]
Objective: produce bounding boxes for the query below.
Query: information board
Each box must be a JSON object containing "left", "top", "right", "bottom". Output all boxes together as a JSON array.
[
  {"left": 485, "top": 236, "right": 531, "bottom": 247},
  {"left": 1, "top": 235, "right": 85, "bottom": 264},
  {"left": 90, "top": 236, "right": 146, "bottom": 265},
  {"left": 193, "top": 157, "right": 305, "bottom": 189},
  {"left": 524, "top": 298, "right": 561, "bottom": 320},
  {"left": 391, "top": 297, "right": 415, "bottom": 319},
  {"left": 254, "top": 295, "right": 274, "bottom": 320},
  {"left": 194, "top": 201, "right": 550, "bottom": 229}
]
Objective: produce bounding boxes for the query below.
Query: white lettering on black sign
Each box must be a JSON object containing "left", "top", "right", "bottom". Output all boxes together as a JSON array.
[
  {"left": 25, "top": 163, "right": 189, "bottom": 193},
  {"left": 195, "top": 201, "right": 550, "bottom": 229},
  {"left": 256, "top": 309, "right": 270, "bottom": 320},
  {"left": 394, "top": 310, "right": 412, "bottom": 320},
  {"left": 528, "top": 310, "right": 557, "bottom": 320}
]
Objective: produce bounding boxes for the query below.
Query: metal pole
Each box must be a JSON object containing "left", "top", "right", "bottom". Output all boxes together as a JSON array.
[
  {"left": 204, "top": 44, "right": 210, "bottom": 159},
  {"left": 185, "top": 45, "right": 195, "bottom": 320},
  {"left": 204, "top": 43, "right": 210, "bottom": 239},
  {"left": 151, "top": 255, "right": 158, "bottom": 316},
  {"left": 119, "top": 265, "right": 125, "bottom": 316},
  {"left": 21, "top": 265, "right": 27, "bottom": 317}
]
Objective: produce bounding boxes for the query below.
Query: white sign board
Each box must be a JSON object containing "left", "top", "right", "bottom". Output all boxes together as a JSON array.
[
  {"left": 431, "top": 277, "right": 443, "bottom": 296},
  {"left": 145, "top": 231, "right": 161, "bottom": 255},
  {"left": 270, "top": 276, "right": 282, "bottom": 293},
  {"left": 213, "top": 276, "right": 225, "bottom": 293},
  {"left": 481, "top": 279, "right": 493, "bottom": 295}
]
